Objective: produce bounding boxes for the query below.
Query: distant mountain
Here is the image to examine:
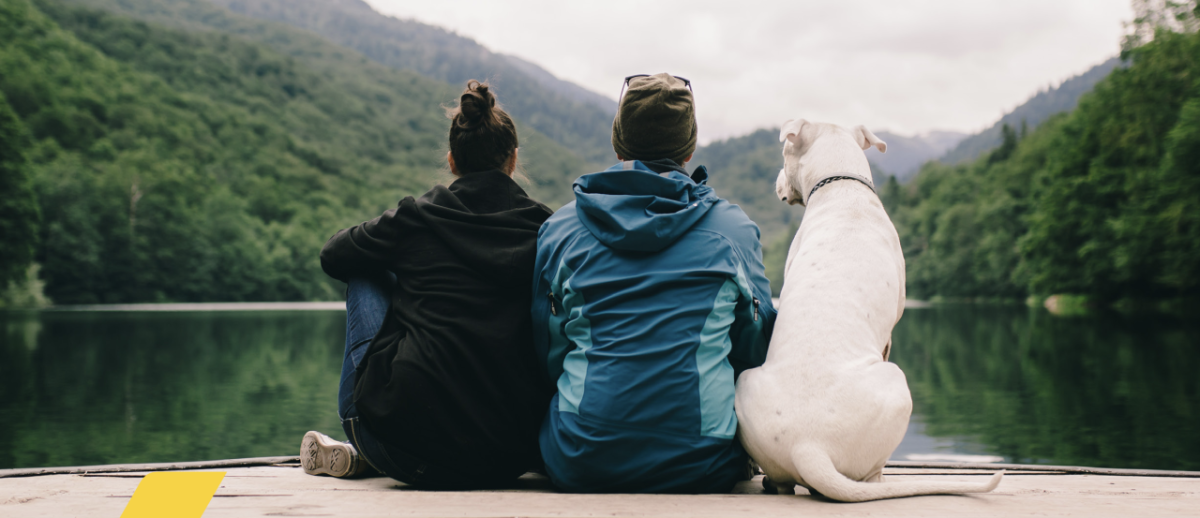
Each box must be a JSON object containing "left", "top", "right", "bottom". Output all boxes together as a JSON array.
[
  {"left": 940, "top": 57, "right": 1122, "bottom": 164},
  {"left": 870, "top": 130, "right": 968, "bottom": 183},
  {"left": 204, "top": 0, "right": 618, "bottom": 164}
]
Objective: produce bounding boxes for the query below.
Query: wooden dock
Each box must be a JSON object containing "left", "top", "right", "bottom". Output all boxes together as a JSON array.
[{"left": 2, "top": 457, "right": 1197, "bottom": 517}]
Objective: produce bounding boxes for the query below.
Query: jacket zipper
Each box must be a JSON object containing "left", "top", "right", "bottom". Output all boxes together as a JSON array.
[
  {"left": 548, "top": 292, "right": 558, "bottom": 316},
  {"left": 752, "top": 297, "right": 760, "bottom": 322}
]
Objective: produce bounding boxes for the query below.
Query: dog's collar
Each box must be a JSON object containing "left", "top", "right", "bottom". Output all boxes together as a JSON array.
[{"left": 807, "top": 175, "right": 876, "bottom": 204}]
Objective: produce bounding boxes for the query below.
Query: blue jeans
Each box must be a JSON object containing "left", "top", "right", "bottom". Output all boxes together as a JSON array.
[
  {"left": 337, "top": 273, "right": 394, "bottom": 422},
  {"left": 338, "top": 273, "right": 440, "bottom": 484}
]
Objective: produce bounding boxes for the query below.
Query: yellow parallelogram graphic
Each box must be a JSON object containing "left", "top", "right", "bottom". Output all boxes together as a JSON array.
[{"left": 120, "top": 471, "right": 226, "bottom": 518}]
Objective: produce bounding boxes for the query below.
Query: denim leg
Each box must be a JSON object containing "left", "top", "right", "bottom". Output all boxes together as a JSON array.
[{"left": 338, "top": 271, "right": 396, "bottom": 421}]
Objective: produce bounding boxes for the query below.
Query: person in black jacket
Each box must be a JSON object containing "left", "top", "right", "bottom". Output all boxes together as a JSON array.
[{"left": 300, "top": 80, "right": 555, "bottom": 488}]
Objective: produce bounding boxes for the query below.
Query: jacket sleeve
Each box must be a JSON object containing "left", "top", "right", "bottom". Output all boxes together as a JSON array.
[
  {"left": 530, "top": 221, "right": 572, "bottom": 390},
  {"left": 727, "top": 227, "right": 777, "bottom": 379},
  {"left": 319, "top": 198, "right": 412, "bottom": 282}
]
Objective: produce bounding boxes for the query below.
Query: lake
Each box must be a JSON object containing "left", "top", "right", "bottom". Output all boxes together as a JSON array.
[{"left": 0, "top": 305, "right": 1197, "bottom": 471}]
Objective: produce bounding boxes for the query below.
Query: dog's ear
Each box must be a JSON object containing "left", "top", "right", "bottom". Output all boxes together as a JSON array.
[
  {"left": 853, "top": 125, "right": 887, "bottom": 153},
  {"left": 779, "top": 119, "right": 808, "bottom": 144}
]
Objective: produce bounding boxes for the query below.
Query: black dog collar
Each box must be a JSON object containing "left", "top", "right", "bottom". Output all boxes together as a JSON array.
[{"left": 808, "top": 175, "right": 876, "bottom": 203}]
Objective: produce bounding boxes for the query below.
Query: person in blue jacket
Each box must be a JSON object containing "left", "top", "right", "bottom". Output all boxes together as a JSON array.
[{"left": 531, "top": 73, "right": 778, "bottom": 493}]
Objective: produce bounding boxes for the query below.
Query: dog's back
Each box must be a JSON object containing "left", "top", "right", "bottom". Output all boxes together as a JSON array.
[
  {"left": 737, "top": 179, "right": 909, "bottom": 482},
  {"left": 735, "top": 120, "right": 1002, "bottom": 501}
]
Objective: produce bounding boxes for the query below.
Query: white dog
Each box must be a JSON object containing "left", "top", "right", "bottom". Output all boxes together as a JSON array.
[{"left": 734, "top": 119, "right": 1003, "bottom": 502}]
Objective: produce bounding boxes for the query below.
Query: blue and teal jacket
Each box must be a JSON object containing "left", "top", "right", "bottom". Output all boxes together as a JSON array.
[{"left": 531, "top": 159, "right": 777, "bottom": 493}]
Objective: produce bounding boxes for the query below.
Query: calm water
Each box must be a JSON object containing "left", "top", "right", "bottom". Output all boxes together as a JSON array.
[{"left": 0, "top": 306, "right": 1197, "bottom": 471}]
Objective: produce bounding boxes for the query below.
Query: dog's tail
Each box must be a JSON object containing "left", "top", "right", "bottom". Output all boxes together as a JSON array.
[{"left": 792, "top": 447, "right": 1003, "bottom": 503}]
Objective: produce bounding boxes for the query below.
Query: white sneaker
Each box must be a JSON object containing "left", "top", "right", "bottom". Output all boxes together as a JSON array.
[{"left": 300, "top": 431, "right": 366, "bottom": 478}]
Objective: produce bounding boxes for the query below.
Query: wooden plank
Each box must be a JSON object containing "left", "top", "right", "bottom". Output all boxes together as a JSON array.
[
  {"left": 2, "top": 466, "right": 1197, "bottom": 518},
  {"left": 8, "top": 457, "right": 1196, "bottom": 479}
]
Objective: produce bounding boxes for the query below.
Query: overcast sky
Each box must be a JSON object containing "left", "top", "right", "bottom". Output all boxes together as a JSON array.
[{"left": 365, "top": 0, "right": 1132, "bottom": 143}]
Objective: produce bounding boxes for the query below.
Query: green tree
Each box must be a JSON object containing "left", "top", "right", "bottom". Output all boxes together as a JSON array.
[
  {"left": 0, "top": 91, "right": 39, "bottom": 287},
  {"left": 987, "top": 123, "right": 1018, "bottom": 165},
  {"left": 879, "top": 174, "right": 902, "bottom": 215},
  {"left": 1124, "top": 0, "right": 1199, "bottom": 51}
]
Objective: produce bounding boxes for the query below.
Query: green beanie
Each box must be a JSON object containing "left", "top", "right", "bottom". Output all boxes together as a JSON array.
[{"left": 611, "top": 73, "right": 697, "bottom": 165}]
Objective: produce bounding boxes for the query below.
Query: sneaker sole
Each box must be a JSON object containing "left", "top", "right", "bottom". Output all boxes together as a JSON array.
[{"left": 301, "top": 431, "right": 356, "bottom": 477}]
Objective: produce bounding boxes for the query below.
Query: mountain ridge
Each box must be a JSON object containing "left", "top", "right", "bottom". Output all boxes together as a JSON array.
[
  {"left": 500, "top": 53, "right": 617, "bottom": 114},
  {"left": 940, "top": 57, "right": 1123, "bottom": 165},
  {"left": 206, "top": 0, "right": 618, "bottom": 164}
]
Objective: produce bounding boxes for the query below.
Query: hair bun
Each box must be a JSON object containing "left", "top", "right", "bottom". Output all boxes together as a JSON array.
[
  {"left": 458, "top": 80, "right": 496, "bottom": 127},
  {"left": 445, "top": 79, "right": 518, "bottom": 175}
]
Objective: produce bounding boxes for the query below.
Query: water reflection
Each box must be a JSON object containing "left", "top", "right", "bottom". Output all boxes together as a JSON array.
[
  {"left": 0, "top": 311, "right": 345, "bottom": 470},
  {"left": 0, "top": 306, "right": 1197, "bottom": 471},
  {"left": 891, "top": 305, "right": 1200, "bottom": 470}
]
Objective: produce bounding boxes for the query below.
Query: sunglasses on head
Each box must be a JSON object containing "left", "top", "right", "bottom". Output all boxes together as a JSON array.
[{"left": 619, "top": 74, "right": 692, "bottom": 100}]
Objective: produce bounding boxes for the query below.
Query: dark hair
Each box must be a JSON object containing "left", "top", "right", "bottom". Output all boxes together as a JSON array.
[{"left": 446, "top": 80, "right": 518, "bottom": 174}]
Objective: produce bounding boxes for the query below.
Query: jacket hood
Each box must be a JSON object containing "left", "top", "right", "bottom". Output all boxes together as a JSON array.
[
  {"left": 415, "top": 170, "right": 552, "bottom": 284},
  {"left": 573, "top": 161, "right": 717, "bottom": 252}
]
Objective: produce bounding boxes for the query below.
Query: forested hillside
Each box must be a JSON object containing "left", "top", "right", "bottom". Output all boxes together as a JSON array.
[
  {"left": 887, "top": 30, "right": 1200, "bottom": 305},
  {"left": 0, "top": 0, "right": 589, "bottom": 305},
  {"left": 203, "top": 0, "right": 618, "bottom": 164},
  {"left": 57, "top": 0, "right": 593, "bottom": 206}
]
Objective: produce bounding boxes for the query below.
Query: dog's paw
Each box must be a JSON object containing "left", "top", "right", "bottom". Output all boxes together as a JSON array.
[{"left": 762, "top": 476, "right": 796, "bottom": 495}]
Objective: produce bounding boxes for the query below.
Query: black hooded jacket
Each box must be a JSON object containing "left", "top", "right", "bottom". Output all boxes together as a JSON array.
[{"left": 320, "top": 171, "right": 554, "bottom": 481}]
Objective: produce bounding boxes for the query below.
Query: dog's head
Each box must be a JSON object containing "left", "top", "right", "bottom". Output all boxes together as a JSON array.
[{"left": 776, "top": 119, "right": 886, "bottom": 206}]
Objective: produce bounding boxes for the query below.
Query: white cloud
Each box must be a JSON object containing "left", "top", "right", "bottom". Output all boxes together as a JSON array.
[{"left": 365, "top": 0, "right": 1132, "bottom": 142}]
